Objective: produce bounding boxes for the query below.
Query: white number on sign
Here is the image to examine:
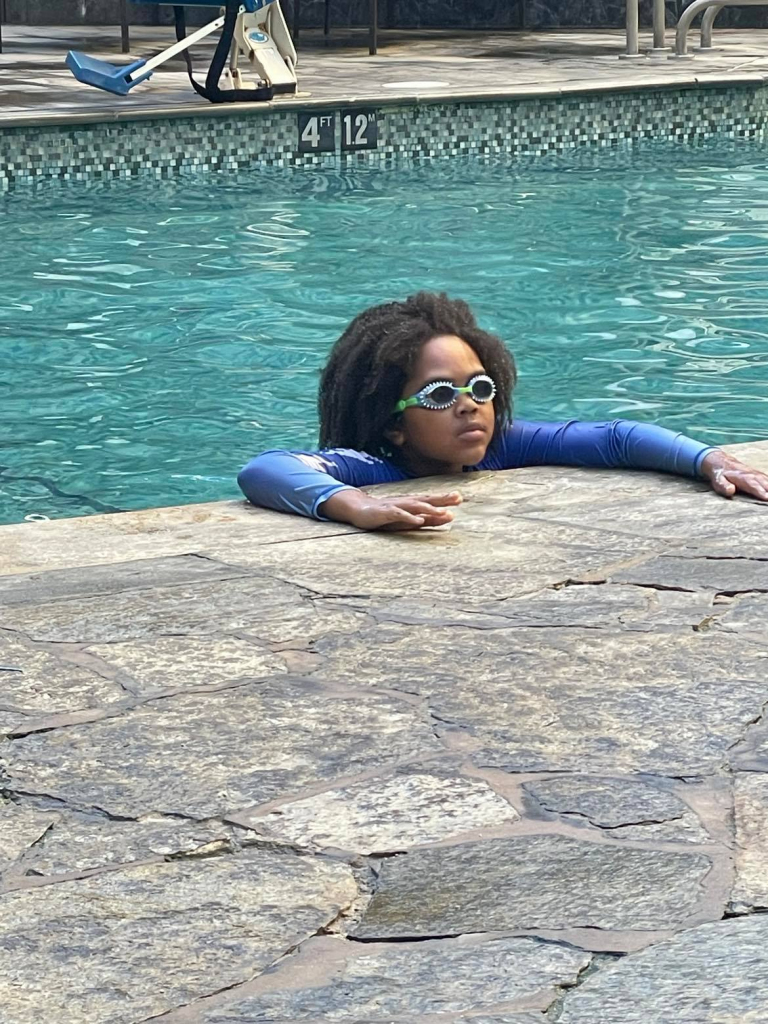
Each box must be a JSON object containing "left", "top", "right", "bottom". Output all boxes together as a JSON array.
[
  {"left": 301, "top": 117, "right": 321, "bottom": 148},
  {"left": 343, "top": 113, "right": 370, "bottom": 147}
]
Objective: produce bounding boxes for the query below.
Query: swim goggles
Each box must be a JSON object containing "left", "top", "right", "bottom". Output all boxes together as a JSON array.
[{"left": 394, "top": 373, "right": 496, "bottom": 413}]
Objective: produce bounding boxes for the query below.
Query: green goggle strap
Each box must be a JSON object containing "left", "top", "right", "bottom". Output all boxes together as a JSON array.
[{"left": 394, "top": 382, "right": 480, "bottom": 414}]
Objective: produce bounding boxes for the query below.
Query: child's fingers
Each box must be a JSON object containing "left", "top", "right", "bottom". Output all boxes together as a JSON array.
[
  {"left": 727, "top": 471, "right": 768, "bottom": 502},
  {"left": 386, "top": 506, "right": 426, "bottom": 528},
  {"left": 710, "top": 469, "right": 737, "bottom": 498},
  {"left": 421, "top": 491, "right": 463, "bottom": 506},
  {"left": 398, "top": 499, "right": 455, "bottom": 520}
]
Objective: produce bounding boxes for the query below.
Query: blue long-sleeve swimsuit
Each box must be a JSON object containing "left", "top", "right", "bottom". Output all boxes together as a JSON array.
[{"left": 237, "top": 418, "right": 717, "bottom": 519}]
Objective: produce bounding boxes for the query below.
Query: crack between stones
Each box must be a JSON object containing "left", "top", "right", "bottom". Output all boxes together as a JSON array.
[
  {"left": 140, "top": 888, "right": 364, "bottom": 1023},
  {"left": 3, "top": 673, "right": 292, "bottom": 741},
  {"left": 695, "top": 554, "right": 768, "bottom": 563},
  {"left": 725, "top": 694, "right": 768, "bottom": 758},
  {"left": 2, "top": 821, "right": 318, "bottom": 895},
  {"left": 348, "top": 929, "right": 467, "bottom": 944},
  {"left": 0, "top": 624, "right": 39, "bottom": 645},
  {"left": 1, "top": 786, "right": 243, "bottom": 833},
  {"left": 537, "top": 804, "right": 684, "bottom": 831},
  {"left": 621, "top": 580, "right": 768, "bottom": 600},
  {"left": 2, "top": 790, "right": 139, "bottom": 822},
  {"left": 723, "top": 904, "right": 768, "bottom": 919},
  {"left": 546, "top": 952, "right": 617, "bottom": 1021}
]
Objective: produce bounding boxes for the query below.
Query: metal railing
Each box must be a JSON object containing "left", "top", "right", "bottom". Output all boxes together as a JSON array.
[
  {"left": 624, "top": 0, "right": 670, "bottom": 56},
  {"left": 675, "top": 0, "right": 768, "bottom": 54}
]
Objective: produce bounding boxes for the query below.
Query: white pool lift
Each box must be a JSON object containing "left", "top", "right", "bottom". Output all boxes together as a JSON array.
[{"left": 66, "top": 0, "right": 297, "bottom": 102}]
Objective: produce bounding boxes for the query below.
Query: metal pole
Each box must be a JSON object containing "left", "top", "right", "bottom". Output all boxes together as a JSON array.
[
  {"left": 652, "top": 0, "right": 667, "bottom": 50},
  {"left": 700, "top": 3, "right": 723, "bottom": 47},
  {"left": 622, "top": 0, "right": 641, "bottom": 57},
  {"left": 369, "top": 0, "right": 378, "bottom": 55},
  {"left": 120, "top": 0, "right": 130, "bottom": 53}
]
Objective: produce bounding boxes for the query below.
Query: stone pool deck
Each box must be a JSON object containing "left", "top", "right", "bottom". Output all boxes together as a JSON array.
[
  {"left": 5, "top": 25, "right": 768, "bottom": 125},
  {"left": 2, "top": 444, "right": 768, "bottom": 1021}
]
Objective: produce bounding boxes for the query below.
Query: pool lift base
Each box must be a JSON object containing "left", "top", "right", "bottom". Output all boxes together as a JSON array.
[{"left": 66, "top": 0, "right": 297, "bottom": 101}]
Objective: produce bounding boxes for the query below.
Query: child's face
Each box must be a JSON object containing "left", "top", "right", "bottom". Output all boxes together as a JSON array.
[{"left": 388, "top": 334, "right": 496, "bottom": 474}]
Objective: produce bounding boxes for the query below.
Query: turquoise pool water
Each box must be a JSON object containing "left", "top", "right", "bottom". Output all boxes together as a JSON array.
[{"left": 2, "top": 144, "right": 768, "bottom": 525}]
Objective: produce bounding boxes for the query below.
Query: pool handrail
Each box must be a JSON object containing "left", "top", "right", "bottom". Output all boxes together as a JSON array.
[
  {"left": 675, "top": 0, "right": 768, "bottom": 55},
  {"left": 700, "top": 3, "right": 724, "bottom": 46}
]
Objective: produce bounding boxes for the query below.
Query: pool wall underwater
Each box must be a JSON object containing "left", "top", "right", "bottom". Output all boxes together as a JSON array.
[{"left": 2, "top": 81, "right": 768, "bottom": 189}]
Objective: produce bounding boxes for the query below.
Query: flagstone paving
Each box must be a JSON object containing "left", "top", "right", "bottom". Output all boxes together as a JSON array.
[{"left": 1, "top": 442, "right": 768, "bottom": 1022}]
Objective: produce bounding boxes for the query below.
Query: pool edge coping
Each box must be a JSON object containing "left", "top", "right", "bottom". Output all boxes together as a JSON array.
[{"left": 2, "top": 69, "right": 768, "bottom": 131}]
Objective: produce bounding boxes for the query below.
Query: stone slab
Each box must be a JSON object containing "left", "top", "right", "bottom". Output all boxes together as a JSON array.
[
  {"left": 320, "top": 583, "right": 716, "bottom": 633},
  {"left": 612, "top": 587, "right": 726, "bottom": 633},
  {"left": 352, "top": 835, "right": 713, "bottom": 939},
  {"left": 729, "top": 720, "right": 768, "bottom": 773},
  {"left": 229, "top": 603, "right": 370, "bottom": 648},
  {"left": 557, "top": 915, "right": 768, "bottom": 1023},
  {"left": 314, "top": 626, "right": 768, "bottom": 775},
  {"left": 13, "top": 813, "right": 242, "bottom": 878},
  {"left": 216, "top": 517, "right": 656, "bottom": 602},
  {"left": 522, "top": 776, "right": 711, "bottom": 844},
  {"left": 0, "top": 799, "right": 54, "bottom": 875},
  {"left": 681, "top": 510, "right": 768, "bottom": 559},
  {"left": 0, "top": 712, "right": 30, "bottom": 738},
  {"left": 0, "top": 553, "right": 247, "bottom": 607},
  {"left": 0, "top": 574, "right": 306, "bottom": 643},
  {"left": 83, "top": 636, "right": 287, "bottom": 696},
  {"left": 519, "top": 490, "right": 760, "bottom": 543},
  {"left": 0, "top": 500, "right": 357, "bottom": 577},
  {"left": 239, "top": 763, "right": 518, "bottom": 853},
  {"left": 0, "top": 633, "right": 122, "bottom": 721},
  {"left": 730, "top": 773, "right": 768, "bottom": 912},
  {"left": 201, "top": 935, "right": 590, "bottom": 1022},
  {"left": 611, "top": 554, "right": 768, "bottom": 594},
  {"left": 711, "top": 592, "right": 768, "bottom": 638},
  {"left": 1, "top": 679, "right": 441, "bottom": 818},
  {"left": 0, "top": 848, "right": 355, "bottom": 1024}
]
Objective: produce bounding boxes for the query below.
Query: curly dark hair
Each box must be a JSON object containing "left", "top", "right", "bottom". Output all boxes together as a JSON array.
[{"left": 318, "top": 291, "right": 517, "bottom": 456}]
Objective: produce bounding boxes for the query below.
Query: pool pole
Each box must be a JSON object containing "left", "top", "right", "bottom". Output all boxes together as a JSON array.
[
  {"left": 620, "top": 0, "right": 644, "bottom": 58},
  {"left": 700, "top": 4, "right": 724, "bottom": 47},
  {"left": 650, "top": 0, "right": 669, "bottom": 53}
]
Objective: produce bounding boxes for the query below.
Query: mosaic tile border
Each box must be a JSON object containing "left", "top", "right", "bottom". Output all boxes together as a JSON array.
[{"left": 1, "top": 83, "right": 766, "bottom": 189}]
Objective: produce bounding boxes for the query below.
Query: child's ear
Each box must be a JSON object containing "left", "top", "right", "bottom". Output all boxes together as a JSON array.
[{"left": 384, "top": 423, "right": 405, "bottom": 449}]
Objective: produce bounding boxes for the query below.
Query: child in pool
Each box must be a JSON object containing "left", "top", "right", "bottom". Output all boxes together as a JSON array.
[{"left": 238, "top": 292, "right": 768, "bottom": 529}]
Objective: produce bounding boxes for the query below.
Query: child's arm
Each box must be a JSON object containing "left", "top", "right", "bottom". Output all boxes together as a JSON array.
[
  {"left": 237, "top": 448, "right": 459, "bottom": 526},
  {"left": 496, "top": 419, "right": 768, "bottom": 501},
  {"left": 498, "top": 419, "right": 715, "bottom": 476},
  {"left": 237, "top": 450, "right": 356, "bottom": 519},
  {"left": 237, "top": 448, "right": 460, "bottom": 528}
]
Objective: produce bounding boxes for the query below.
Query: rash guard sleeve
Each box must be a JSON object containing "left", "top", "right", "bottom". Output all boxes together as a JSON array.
[
  {"left": 237, "top": 447, "right": 408, "bottom": 519},
  {"left": 487, "top": 419, "right": 717, "bottom": 476},
  {"left": 239, "top": 419, "right": 718, "bottom": 520}
]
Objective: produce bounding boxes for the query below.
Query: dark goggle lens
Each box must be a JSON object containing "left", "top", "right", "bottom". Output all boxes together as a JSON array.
[
  {"left": 471, "top": 377, "right": 494, "bottom": 401},
  {"left": 429, "top": 385, "right": 456, "bottom": 406}
]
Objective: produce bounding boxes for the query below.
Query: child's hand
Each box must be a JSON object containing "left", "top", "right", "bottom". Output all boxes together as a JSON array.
[
  {"left": 700, "top": 451, "right": 768, "bottom": 502},
  {"left": 323, "top": 489, "right": 463, "bottom": 530}
]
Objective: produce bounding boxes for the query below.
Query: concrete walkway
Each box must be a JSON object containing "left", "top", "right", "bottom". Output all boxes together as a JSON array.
[
  {"left": 4, "top": 25, "right": 768, "bottom": 125},
  {"left": 2, "top": 442, "right": 768, "bottom": 1021}
]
